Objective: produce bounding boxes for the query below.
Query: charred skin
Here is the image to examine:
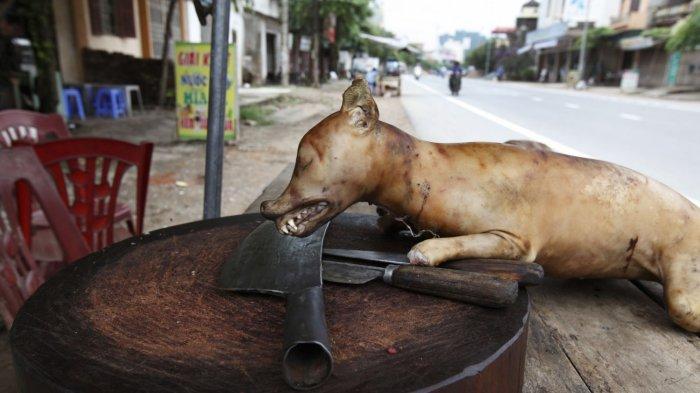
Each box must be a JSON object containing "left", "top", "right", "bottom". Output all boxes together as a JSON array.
[{"left": 261, "top": 77, "right": 700, "bottom": 332}]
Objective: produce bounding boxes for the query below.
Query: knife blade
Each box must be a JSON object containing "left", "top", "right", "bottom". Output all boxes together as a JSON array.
[
  {"left": 323, "top": 248, "right": 544, "bottom": 286},
  {"left": 322, "top": 260, "right": 517, "bottom": 308}
]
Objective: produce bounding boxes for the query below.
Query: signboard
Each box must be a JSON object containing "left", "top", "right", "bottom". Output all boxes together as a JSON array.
[
  {"left": 667, "top": 51, "right": 681, "bottom": 86},
  {"left": 174, "top": 42, "right": 237, "bottom": 141},
  {"left": 564, "top": 0, "right": 587, "bottom": 20},
  {"left": 619, "top": 36, "right": 656, "bottom": 51},
  {"left": 620, "top": 70, "right": 639, "bottom": 93},
  {"left": 525, "top": 22, "right": 568, "bottom": 45}
]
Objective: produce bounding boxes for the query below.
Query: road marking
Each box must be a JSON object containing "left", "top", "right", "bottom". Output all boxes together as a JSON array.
[
  {"left": 405, "top": 77, "right": 699, "bottom": 207},
  {"left": 407, "top": 77, "right": 588, "bottom": 158},
  {"left": 495, "top": 80, "right": 700, "bottom": 113},
  {"left": 531, "top": 96, "right": 543, "bottom": 102},
  {"left": 565, "top": 103, "right": 580, "bottom": 109},
  {"left": 620, "top": 113, "right": 642, "bottom": 121}
]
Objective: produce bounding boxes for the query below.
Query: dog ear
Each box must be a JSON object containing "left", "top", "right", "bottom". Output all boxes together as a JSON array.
[{"left": 341, "top": 75, "right": 379, "bottom": 133}]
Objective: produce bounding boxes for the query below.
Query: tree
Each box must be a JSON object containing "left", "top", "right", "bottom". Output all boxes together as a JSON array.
[
  {"left": 466, "top": 39, "right": 496, "bottom": 73},
  {"left": 666, "top": 7, "right": 700, "bottom": 52},
  {"left": 280, "top": 0, "right": 290, "bottom": 86},
  {"left": 289, "top": 0, "right": 373, "bottom": 82},
  {"left": 16, "top": 0, "right": 59, "bottom": 112},
  {"left": 158, "top": 0, "right": 177, "bottom": 108},
  {"left": 573, "top": 27, "right": 615, "bottom": 50}
]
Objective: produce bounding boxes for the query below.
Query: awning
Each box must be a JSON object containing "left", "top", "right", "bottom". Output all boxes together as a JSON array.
[
  {"left": 619, "top": 35, "right": 657, "bottom": 51},
  {"left": 359, "top": 33, "right": 421, "bottom": 54},
  {"left": 534, "top": 39, "right": 558, "bottom": 50},
  {"left": 526, "top": 22, "right": 568, "bottom": 45},
  {"left": 517, "top": 44, "right": 532, "bottom": 55}
]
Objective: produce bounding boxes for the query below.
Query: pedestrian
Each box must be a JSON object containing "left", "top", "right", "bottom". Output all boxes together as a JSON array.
[
  {"left": 366, "top": 67, "right": 378, "bottom": 95},
  {"left": 496, "top": 65, "right": 505, "bottom": 81}
]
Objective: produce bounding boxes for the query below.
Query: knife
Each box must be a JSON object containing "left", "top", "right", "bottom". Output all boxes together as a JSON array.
[
  {"left": 323, "top": 248, "right": 544, "bottom": 286},
  {"left": 322, "top": 259, "right": 517, "bottom": 308}
]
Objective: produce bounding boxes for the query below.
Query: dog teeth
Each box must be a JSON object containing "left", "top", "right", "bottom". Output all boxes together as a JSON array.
[
  {"left": 281, "top": 226, "right": 290, "bottom": 234},
  {"left": 287, "top": 219, "right": 298, "bottom": 230}
]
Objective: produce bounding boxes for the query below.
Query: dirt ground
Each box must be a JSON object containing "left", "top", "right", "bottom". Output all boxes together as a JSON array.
[
  {"left": 69, "top": 81, "right": 415, "bottom": 233},
  {"left": 0, "top": 81, "right": 415, "bottom": 392}
]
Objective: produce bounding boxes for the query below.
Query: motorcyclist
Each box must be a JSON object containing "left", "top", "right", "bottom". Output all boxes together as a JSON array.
[
  {"left": 449, "top": 61, "right": 463, "bottom": 96},
  {"left": 413, "top": 64, "right": 422, "bottom": 80}
]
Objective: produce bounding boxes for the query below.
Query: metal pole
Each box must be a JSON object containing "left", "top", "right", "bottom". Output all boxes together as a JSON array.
[
  {"left": 311, "top": 0, "right": 320, "bottom": 87},
  {"left": 280, "top": 0, "right": 290, "bottom": 86},
  {"left": 577, "top": 0, "right": 591, "bottom": 81},
  {"left": 203, "top": 0, "right": 231, "bottom": 219}
]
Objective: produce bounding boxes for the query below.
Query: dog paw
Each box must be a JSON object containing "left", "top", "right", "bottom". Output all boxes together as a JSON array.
[{"left": 408, "top": 247, "right": 433, "bottom": 266}]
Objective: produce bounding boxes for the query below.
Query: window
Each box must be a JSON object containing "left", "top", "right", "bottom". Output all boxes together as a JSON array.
[
  {"left": 630, "top": 0, "right": 641, "bottom": 12},
  {"left": 89, "top": 0, "right": 136, "bottom": 38}
]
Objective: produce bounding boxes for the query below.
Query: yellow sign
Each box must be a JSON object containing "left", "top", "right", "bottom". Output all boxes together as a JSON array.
[{"left": 174, "top": 42, "right": 236, "bottom": 140}]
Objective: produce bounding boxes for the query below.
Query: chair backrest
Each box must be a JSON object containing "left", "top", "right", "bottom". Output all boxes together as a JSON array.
[
  {"left": 0, "top": 146, "right": 89, "bottom": 327},
  {"left": 29, "top": 138, "right": 154, "bottom": 250},
  {"left": 0, "top": 109, "right": 71, "bottom": 147}
]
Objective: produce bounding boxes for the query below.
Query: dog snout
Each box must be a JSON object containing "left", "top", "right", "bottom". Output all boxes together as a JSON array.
[
  {"left": 260, "top": 200, "right": 284, "bottom": 220},
  {"left": 260, "top": 200, "right": 279, "bottom": 219}
]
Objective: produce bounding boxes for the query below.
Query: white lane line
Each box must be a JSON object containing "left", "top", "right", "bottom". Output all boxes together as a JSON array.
[
  {"left": 620, "top": 113, "right": 642, "bottom": 121},
  {"left": 495, "top": 80, "right": 700, "bottom": 114},
  {"left": 531, "top": 96, "right": 543, "bottom": 102},
  {"left": 565, "top": 102, "right": 580, "bottom": 109},
  {"left": 406, "top": 77, "right": 700, "bottom": 207},
  {"left": 407, "top": 77, "right": 589, "bottom": 158}
]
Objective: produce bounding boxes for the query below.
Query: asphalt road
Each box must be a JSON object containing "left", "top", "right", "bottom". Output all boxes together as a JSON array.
[{"left": 400, "top": 74, "right": 700, "bottom": 205}]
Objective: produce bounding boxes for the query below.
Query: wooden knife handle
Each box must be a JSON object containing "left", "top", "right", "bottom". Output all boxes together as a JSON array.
[
  {"left": 443, "top": 259, "right": 544, "bottom": 286},
  {"left": 385, "top": 265, "right": 518, "bottom": 308}
]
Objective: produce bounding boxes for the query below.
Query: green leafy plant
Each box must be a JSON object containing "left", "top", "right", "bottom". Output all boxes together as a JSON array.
[
  {"left": 466, "top": 39, "right": 491, "bottom": 71},
  {"left": 573, "top": 27, "right": 615, "bottom": 50},
  {"left": 666, "top": 7, "right": 700, "bottom": 52},
  {"left": 642, "top": 27, "right": 671, "bottom": 40},
  {"left": 240, "top": 105, "right": 273, "bottom": 126}
]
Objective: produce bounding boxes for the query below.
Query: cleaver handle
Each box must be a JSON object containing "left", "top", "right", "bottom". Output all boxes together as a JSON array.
[
  {"left": 282, "top": 286, "right": 333, "bottom": 390},
  {"left": 384, "top": 265, "right": 518, "bottom": 308}
]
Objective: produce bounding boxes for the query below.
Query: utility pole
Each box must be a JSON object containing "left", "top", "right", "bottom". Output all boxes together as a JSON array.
[
  {"left": 311, "top": 0, "right": 320, "bottom": 87},
  {"left": 577, "top": 0, "right": 591, "bottom": 82},
  {"left": 203, "top": 0, "right": 231, "bottom": 219},
  {"left": 484, "top": 38, "right": 492, "bottom": 75},
  {"left": 280, "top": 0, "right": 290, "bottom": 86}
]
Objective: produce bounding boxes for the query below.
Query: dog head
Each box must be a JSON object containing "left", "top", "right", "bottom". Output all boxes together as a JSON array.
[{"left": 260, "top": 77, "right": 380, "bottom": 236}]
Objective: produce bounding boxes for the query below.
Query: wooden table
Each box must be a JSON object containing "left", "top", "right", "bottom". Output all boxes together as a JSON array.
[
  {"left": 247, "top": 164, "right": 700, "bottom": 393},
  {"left": 11, "top": 213, "right": 530, "bottom": 392}
]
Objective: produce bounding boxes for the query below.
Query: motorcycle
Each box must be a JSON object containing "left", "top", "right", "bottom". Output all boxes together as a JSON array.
[
  {"left": 413, "top": 65, "right": 423, "bottom": 80},
  {"left": 449, "top": 73, "right": 461, "bottom": 96}
]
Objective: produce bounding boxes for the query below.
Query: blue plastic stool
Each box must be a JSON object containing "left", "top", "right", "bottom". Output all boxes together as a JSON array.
[
  {"left": 62, "top": 88, "right": 86, "bottom": 120},
  {"left": 93, "top": 87, "right": 127, "bottom": 118}
]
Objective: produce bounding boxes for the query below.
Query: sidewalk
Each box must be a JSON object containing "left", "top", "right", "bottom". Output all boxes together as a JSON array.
[{"left": 239, "top": 86, "right": 292, "bottom": 106}]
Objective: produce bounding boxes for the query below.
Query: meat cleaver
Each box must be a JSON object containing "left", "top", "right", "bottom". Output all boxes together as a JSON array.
[{"left": 219, "top": 221, "right": 332, "bottom": 390}]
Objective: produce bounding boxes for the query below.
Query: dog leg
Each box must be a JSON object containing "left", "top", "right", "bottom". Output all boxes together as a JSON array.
[
  {"left": 662, "top": 252, "right": 700, "bottom": 332},
  {"left": 407, "top": 231, "right": 532, "bottom": 267}
]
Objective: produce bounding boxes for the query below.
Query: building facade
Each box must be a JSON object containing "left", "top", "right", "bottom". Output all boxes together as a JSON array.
[
  {"left": 614, "top": 0, "right": 700, "bottom": 88},
  {"left": 52, "top": 0, "right": 281, "bottom": 87}
]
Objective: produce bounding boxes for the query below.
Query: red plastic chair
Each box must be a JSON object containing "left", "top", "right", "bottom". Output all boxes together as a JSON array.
[
  {"left": 0, "top": 109, "right": 71, "bottom": 147},
  {"left": 0, "top": 146, "right": 90, "bottom": 327},
  {"left": 24, "top": 138, "right": 154, "bottom": 251}
]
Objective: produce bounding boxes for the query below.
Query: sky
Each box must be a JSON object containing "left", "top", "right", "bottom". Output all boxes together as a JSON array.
[{"left": 381, "top": 0, "right": 527, "bottom": 50}]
